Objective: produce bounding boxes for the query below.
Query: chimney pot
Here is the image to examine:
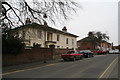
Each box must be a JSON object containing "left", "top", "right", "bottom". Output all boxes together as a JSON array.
[
  {"left": 62, "top": 26, "right": 67, "bottom": 32},
  {"left": 88, "top": 32, "right": 93, "bottom": 37},
  {"left": 25, "top": 18, "right": 31, "bottom": 24}
]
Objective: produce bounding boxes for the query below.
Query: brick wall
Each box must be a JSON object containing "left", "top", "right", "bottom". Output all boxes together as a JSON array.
[
  {"left": 77, "top": 42, "right": 94, "bottom": 50},
  {"left": 3, "top": 48, "right": 73, "bottom": 66},
  {"left": 77, "top": 41, "right": 112, "bottom": 51},
  {"left": 3, "top": 48, "right": 51, "bottom": 66}
]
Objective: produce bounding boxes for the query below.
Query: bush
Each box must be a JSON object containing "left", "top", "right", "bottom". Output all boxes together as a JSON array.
[{"left": 2, "top": 34, "right": 25, "bottom": 55}]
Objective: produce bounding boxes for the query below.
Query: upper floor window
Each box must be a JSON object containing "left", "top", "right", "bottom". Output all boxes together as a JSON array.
[
  {"left": 57, "top": 34, "right": 60, "bottom": 41},
  {"left": 37, "top": 30, "right": 42, "bottom": 39},
  {"left": 66, "top": 38, "right": 69, "bottom": 44},
  {"left": 47, "top": 32, "right": 52, "bottom": 41},
  {"left": 72, "top": 39, "right": 74, "bottom": 45}
]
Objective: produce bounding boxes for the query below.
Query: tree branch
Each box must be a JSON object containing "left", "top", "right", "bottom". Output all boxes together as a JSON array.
[{"left": 2, "top": 2, "right": 24, "bottom": 25}]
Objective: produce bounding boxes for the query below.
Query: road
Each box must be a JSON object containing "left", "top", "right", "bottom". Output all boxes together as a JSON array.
[{"left": 2, "top": 54, "right": 119, "bottom": 79}]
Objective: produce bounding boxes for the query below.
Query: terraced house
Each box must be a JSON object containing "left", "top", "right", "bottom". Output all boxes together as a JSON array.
[{"left": 12, "top": 23, "right": 78, "bottom": 49}]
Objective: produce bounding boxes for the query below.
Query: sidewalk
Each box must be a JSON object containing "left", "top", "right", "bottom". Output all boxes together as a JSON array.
[
  {"left": 3, "top": 55, "right": 99, "bottom": 73},
  {"left": 2, "top": 59, "right": 62, "bottom": 73}
]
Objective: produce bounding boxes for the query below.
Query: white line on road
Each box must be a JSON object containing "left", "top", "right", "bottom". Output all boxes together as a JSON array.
[{"left": 98, "top": 57, "right": 118, "bottom": 80}]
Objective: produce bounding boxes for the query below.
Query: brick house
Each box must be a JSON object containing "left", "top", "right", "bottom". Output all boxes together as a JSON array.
[
  {"left": 12, "top": 23, "right": 78, "bottom": 49},
  {"left": 100, "top": 41, "right": 112, "bottom": 50},
  {"left": 113, "top": 45, "right": 120, "bottom": 50},
  {"left": 77, "top": 32, "right": 112, "bottom": 50}
]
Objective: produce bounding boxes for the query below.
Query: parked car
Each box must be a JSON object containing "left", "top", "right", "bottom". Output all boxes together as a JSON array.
[
  {"left": 61, "top": 50, "right": 83, "bottom": 61},
  {"left": 97, "top": 50, "right": 107, "bottom": 55},
  {"left": 109, "top": 50, "right": 115, "bottom": 54},
  {"left": 79, "top": 50, "right": 94, "bottom": 58},
  {"left": 114, "top": 49, "right": 120, "bottom": 54},
  {"left": 109, "top": 49, "right": 120, "bottom": 54}
]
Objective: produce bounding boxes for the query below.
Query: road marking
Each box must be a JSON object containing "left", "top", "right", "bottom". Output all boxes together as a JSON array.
[
  {"left": 95, "top": 55, "right": 106, "bottom": 57},
  {"left": 98, "top": 57, "right": 118, "bottom": 80},
  {"left": 1, "top": 64, "right": 55, "bottom": 76}
]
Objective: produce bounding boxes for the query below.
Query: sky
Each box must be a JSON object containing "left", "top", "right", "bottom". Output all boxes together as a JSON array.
[
  {"left": 5, "top": 0, "right": 119, "bottom": 46},
  {"left": 49, "top": 0, "right": 119, "bottom": 46}
]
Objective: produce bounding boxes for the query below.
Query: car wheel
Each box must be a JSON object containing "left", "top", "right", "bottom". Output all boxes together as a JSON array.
[
  {"left": 79, "top": 56, "right": 82, "bottom": 59},
  {"left": 90, "top": 55, "right": 92, "bottom": 58},
  {"left": 87, "top": 55, "right": 90, "bottom": 58},
  {"left": 64, "top": 59, "right": 67, "bottom": 61},
  {"left": 90, "top": 55, "right": 91, "bottom": 58},
  {"left": 92, "top": 55, "right": 94, "bottom": 57},
  {"left": 91, "top": 54, "right": 93, "bottom": 57}
]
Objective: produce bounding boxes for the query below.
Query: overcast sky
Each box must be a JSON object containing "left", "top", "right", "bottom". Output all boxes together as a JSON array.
[
  {"left": 9, "top": 0, "right": 119, "bottom": 46},
  {"left": 49, "top": 0, "right": 119, "bottom": 46}
]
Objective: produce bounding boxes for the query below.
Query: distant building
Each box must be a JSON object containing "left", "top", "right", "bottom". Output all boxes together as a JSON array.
[
  {"left": 113, "top": 45, "right": 120, "bottom": 50},
  {"left": 12, "top": 23, "right": 78, "bottom": 49},
  {"left": 77, "top": 32, "right": 112, "bottom": 50}
]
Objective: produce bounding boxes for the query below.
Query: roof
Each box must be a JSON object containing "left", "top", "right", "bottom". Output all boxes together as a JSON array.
[
  {"left": 12, "top": 23, "right": 79, "bottom": 37},
  {"left": 77, "top": 36, "right": 111, "bottom": 44},
  {"left": 77, "top": 36, "right": 97, "bottom": 42}
]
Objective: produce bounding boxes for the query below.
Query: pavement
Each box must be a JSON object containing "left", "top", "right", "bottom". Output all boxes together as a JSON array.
[{"left": 2, "top": 58, "right": 63, "bottom": 73}]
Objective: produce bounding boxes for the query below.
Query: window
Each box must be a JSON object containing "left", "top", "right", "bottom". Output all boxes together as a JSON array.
[
  {"left": 47, "top": 32, "right": 52, "bottom": 41},
  {"left": 57, "top": 34, "right": 60, "bottom": 41},
  {"left": 66, "top": 51, "right": 75, "bottom": 54},
  {"left": 57, "top": 46, "right": 60, "bottom": 48},
  {"left": 72, "top": 39, "right": 74, "bottom": 45},
  {"left": 47, "top": 33, "right": 49, "bottom": 41},
  {"left": 37, "top": 30, "right": 42, "bottom": 39},
  {"left": 66, "top": 38, "right": 68, "bottom": 44}
]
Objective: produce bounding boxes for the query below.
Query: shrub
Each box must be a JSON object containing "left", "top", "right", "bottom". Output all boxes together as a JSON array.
[{"left": 2, "top": 34, "right": 25, "bottom": 55}]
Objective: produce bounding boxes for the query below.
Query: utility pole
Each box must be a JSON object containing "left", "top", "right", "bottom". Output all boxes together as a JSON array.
[{"left": 43, "top": 13, "right": 47, "bottom": 63}]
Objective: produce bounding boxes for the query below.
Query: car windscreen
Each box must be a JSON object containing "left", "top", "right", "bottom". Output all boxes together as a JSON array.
[
  {"left": 79, "top": 51, "right": 84, "bottom": 53},
  {"left": 66, "top": 51, "right": 75, "bottom": 54},
  {"left": 79, "top": 50, "right": 91, "bottom": 53}
]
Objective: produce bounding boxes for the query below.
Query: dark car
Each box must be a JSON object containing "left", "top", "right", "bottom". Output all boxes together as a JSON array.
[
  {"left": 61, "top": 50, "right": 83, "bottom": 61},
  {"left": 79, "top": 50, "right": 94, "bottom": 58}
]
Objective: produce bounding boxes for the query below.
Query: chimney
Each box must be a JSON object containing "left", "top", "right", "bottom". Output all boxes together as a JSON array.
[
  {"left": 25, "top": 18, "right": 31, "bottom": 25},
  {"left": 62, "top": 26, "right": 67, "bottom": 32},
  {"left": 88, "top": 32, "right": 93, "bottom": 37},
  {"left": 44, "top": 21, "right": 48, "bottom": 26}
]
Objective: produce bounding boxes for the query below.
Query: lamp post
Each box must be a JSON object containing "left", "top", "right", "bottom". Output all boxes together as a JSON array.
[{"left": 43, "top": 13, "right": 47, "bottom": 63}]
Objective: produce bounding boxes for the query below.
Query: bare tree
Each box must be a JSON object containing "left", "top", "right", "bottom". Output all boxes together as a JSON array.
[
  {"left": 81, "top": 31, "right": 109, "bottom": 50},
  {"left": 94, "top": 31, "right": 109, "bottom": 42},
  {"left": 1, "top": 0, "right": 81, "bottom": 29}
]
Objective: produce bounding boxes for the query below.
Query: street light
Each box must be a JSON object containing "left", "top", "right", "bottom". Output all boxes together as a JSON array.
[{"left": 43, "top": 13, "right": 47, "bottom": 63}]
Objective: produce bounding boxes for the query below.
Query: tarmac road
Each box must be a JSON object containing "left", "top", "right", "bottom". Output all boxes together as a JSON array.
[{"left": 2, "top": 54, "right": 119, "bottom": 79}]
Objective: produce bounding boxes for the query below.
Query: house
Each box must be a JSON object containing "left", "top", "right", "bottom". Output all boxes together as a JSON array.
[
  {"left": 113, "top": 45, "right": 120, "bottom": 50},
  {"left": 12, "top": 23, "right": 78, "bottom": 49},
  {"left": 77, "top": 32, "right": 112, "bottom": 50}
]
